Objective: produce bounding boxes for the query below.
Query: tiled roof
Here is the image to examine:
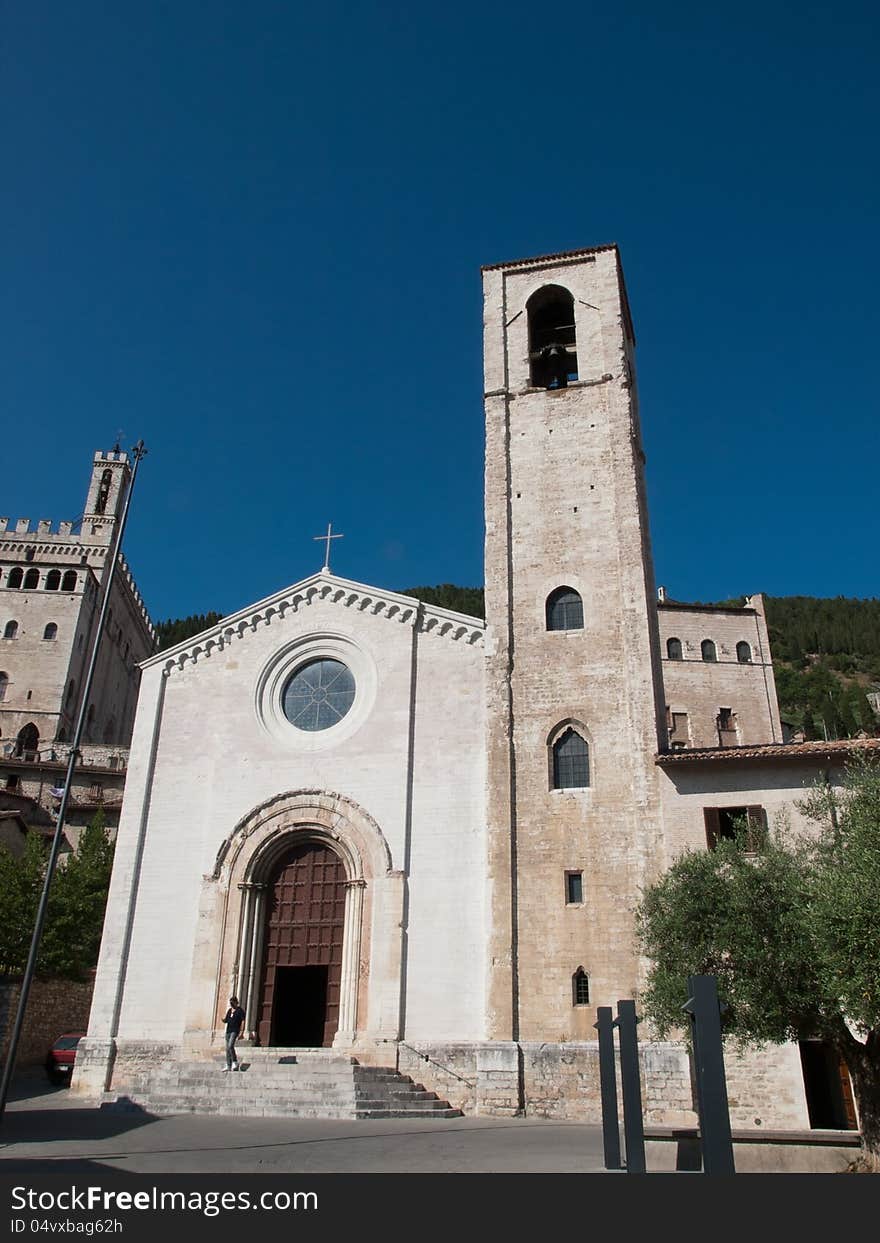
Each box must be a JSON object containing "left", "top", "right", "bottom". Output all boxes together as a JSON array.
[
  {"left": 656, "top": 738, "right": 880, "bottom": 765},
  {"left": 657, "top": 600, "right": 756, "bottom": 614},
  {"left": 480, "top": 244, "right": 617, "bottom": 272}
]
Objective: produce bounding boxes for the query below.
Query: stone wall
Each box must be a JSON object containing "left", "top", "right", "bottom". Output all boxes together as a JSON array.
[
  {"left": 0, "top": 976, "right": 94, "bottom": 1068},
  {"left": 399, "top": 1038, "right": 811, "bottom": 1129}
]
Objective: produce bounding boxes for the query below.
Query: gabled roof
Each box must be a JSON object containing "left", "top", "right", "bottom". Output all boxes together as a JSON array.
[{"left": 147, "top": 571, "right": 486, "bottom": 671}]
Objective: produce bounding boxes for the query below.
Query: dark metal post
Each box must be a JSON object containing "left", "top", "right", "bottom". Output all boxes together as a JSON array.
[
  {"left": 615, "top": 999, "right": 646, "bottom": 1173},
  {"left": 0, "top": 441, "right": 148, "bottom": 1120},
  {"left": 594, "top": 1006, "right": 622, "bottom": 1169},
  {"left": 682, "top": 974, "right": 735, "bottom": 1174}
]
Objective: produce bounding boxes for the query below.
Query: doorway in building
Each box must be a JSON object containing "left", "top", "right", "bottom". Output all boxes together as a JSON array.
[
  {"left": 271, "top": 966, "right": 329, "bottom": 1047},
  {"left": 799, "top": 1040, "right": 858, "bottom": 1129},
  {"left": 256, "top": 841, "right": 345, "bottom": 1048}
]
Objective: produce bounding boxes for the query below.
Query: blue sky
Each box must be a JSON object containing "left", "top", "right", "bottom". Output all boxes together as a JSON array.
[{"left": 2, "top": 2, "right": 878, "bottom": 623}]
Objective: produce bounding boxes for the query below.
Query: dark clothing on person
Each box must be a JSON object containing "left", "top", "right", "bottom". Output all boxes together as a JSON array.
[{"left": 223, "top": 1004, "right": 246, "bottom": 1070}]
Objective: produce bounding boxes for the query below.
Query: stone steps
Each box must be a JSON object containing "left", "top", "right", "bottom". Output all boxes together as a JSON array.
[{"left": 103, "top": 1052, "right": 462, "bottom": 1120}]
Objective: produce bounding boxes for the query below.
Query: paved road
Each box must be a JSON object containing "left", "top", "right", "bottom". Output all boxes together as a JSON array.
[{"left": 0, "top": 1071, "right": 609, "bottom": 1175}]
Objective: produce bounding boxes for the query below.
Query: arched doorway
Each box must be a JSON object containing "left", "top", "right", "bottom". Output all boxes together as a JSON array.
[{"left": 256, "top": 840, "right": 346, "bottom": 1047}]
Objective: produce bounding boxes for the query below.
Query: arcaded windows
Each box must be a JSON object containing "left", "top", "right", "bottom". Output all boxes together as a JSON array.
[
  {"left": 527, "top": 285, "right": 578, "bottom": 389},
  {"left": 704, "top": 805, "right": 767, "bottom": 852},
  {"left": 666, "top": 637, "right": 683, "bottom": 660},
  {"left": 572, "top": 968, "right": 590, "bottom": 1006},
  {"left": 701, "top": 639, "right": 717, "bottom": 662},
  {"left": 552, "top": 728, "right": 590, "bottom": 789},
  {"left": 546, "top": 587, "right": 584, "bottom": 631},
  {"left": 737, "top": 641, "right": 752, "bottom": 663},
  {"left": 45, "top": 570, "right": 61, "bottom": 591},
  {"left": 4, "top": 621, "right": 18, "bottom": 640},
  {"left": 7, "top": 567, "right": 23, "bottom": 589},
  {"left": 61, "top": 570, "right": 78, "bottom": 592},
  {"left": 0, "top": 673, "right": 7, "bottom": 701},
  {"left": 23, "top": 568, "right": 39, "bottom": 589},
  {"left": 43, "top": 623, "right": 58, "bottom": 641}
]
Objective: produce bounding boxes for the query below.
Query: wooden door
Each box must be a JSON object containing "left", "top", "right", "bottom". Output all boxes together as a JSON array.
[{"left": 256, "top": 842, "right": 346, "bottom": 1047}]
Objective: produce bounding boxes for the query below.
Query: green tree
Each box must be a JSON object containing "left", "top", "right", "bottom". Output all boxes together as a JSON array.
[
  {"left": 635, "top": 759, "right": 880, "bottom": 1168},
  {"left": 0, "top": 811, "right": 115, "bottom": 981}
]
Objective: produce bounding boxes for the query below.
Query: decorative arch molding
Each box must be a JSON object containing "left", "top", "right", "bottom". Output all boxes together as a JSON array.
[
  {"left": 188, "top": 789, "right": 401, "bottom": 1052},
  {"left": 212, "top": 788, "right": 393, "bottom": 886}
]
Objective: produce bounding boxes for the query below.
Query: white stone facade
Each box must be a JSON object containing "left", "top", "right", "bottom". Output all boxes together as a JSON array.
[{"left": 75, "top": 246, "right": 868, "bottom": 1135}]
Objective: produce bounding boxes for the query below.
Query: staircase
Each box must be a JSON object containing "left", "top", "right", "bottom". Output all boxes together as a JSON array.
[{"left": 103, "top": 1049, "right": 463, "bottom": 1120}]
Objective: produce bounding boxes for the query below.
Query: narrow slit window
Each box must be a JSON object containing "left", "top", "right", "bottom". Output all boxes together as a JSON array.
[{"left": 565, "top": 872, "right": 584, "bottom": 904}]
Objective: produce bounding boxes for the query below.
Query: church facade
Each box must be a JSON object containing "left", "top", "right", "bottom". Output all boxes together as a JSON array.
[{"left": 74, "top": 246, "right": 872, "bottom": 1130}]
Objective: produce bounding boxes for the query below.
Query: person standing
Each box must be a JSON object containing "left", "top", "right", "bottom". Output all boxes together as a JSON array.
[{"left": 223, "top": 996, "right": 245, "bottom": 1071}]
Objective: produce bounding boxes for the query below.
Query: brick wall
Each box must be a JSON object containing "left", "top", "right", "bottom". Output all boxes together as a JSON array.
[{"left": 0, "top": 976, "right": 94, "bottom": 1068}]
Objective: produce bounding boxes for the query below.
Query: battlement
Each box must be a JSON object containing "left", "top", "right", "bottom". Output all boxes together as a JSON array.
[
  {"left": 94, "top": 450, "right": 129, "bottom": 465},
  {"left": 0, "top": 517, "right": 79, "bottom": 537},
  {"left": 116, "top": 552, "right": 157, "bottom": 642}
]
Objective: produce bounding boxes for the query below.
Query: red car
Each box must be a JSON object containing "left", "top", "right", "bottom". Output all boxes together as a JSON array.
[{"left": 45, "top": 1033, "right": 84, "bottom": 1086}]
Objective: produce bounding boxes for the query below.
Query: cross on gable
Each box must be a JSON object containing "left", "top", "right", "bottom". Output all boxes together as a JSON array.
[{"left": 313, "top": 522, "right": 344, "bottom": 572}]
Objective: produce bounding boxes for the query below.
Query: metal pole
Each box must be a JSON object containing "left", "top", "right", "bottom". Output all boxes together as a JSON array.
[
  {"left": 682, "top": 974, "right": 735, "bottom": 1174},
  {"left": 615, "top": 999, "right": 646, "bottom": 1173},
  {"left": 0, "top": 441, "right": 148, "bottom": 1120},
  {"left": 594, "top": 1006, "right": 622, "bottom": 1169}
]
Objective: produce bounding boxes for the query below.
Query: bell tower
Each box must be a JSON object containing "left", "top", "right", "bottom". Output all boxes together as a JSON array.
[
  {"left": 83, "top": 449, "right": 131, "bottom": 544},
  {"left": 482, "top": 245, "right": 666, "bottom": 1041}
]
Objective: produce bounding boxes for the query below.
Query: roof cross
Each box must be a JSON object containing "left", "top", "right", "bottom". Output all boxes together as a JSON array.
[{"left": 314, "top": 522, "right": 344, "bottom": 573}]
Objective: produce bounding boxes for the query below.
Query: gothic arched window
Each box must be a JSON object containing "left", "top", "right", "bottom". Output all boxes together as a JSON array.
[
  {"left": 61, "top": 570, "right": 78, "bottom": 592},
  {"left": 546, "top": 587, "right": 584, "bottom": 632},
  {"left": 45, "top": 569, "right": 61, "bottom": 591},
  {"left": 552, "top": 728, "right": 590, "bottom": 789},
  {"left": 737, "top": 641, "right": 752, "bottom": 663},
  {"left": 43, "top": 623, "right": 58, "bottom": 641},
  {"left": 4, "top": 621, "right": 18, "bottom": 640},
  {"left": 23, "top": 568, "right": 39, "bottom": 590},
  {"left": 15, "top": 723, "right": 39, "bottom": 758},
  {"left": 701, "top": 639, "right": 717, "bottom": 662},
  {"left": 527, "top": 285, "right": 578, "bottom": 389},
  {"left": 7, "top": 568, "right": 23, "bottom": 589},
  {"left": 572, "top": 967, "right": 590, "bottom": 1006},
  {"left": 667, "top": 637, "right": 683, "bottom": 660}
]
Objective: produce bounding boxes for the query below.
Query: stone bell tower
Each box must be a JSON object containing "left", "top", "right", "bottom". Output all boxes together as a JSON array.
[
  {"left": 481, "top": 245, "right": 666, "bottom": 1042},
  {"left": 83, "top": 449, "right": 131, "bottom": 544}
]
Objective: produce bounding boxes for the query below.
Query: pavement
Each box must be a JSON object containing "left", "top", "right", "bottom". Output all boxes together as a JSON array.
[{"left": 0, "top": 1069, "right": 610, "bottom": 1175}]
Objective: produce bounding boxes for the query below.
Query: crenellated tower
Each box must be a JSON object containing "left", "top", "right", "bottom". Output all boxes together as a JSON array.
[{"left": 482, "top": 245, "right": 666, "bottom": 1041}]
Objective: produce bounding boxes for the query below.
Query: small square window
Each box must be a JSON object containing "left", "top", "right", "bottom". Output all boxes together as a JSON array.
[{"left": 565, "top": 872, "right": 584, "bottom": 904}]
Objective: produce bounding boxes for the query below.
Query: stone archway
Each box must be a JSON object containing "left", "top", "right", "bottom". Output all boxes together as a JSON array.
[{"left": 189, "top": 790, "right": 402, "bottom": 1056}]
